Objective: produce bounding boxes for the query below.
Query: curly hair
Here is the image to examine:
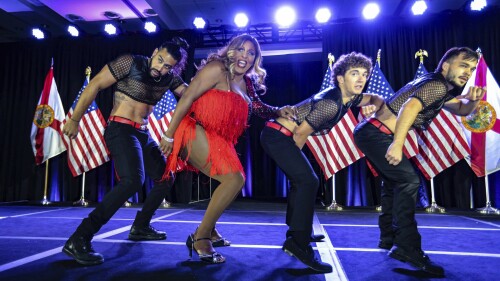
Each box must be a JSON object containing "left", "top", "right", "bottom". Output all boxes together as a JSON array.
[
  {"left": 198, "top": 34, "right": 267, "bottom": 94},
  {"left": 159, "top": 37, "right": 189, "bottom": 75},
  {"left": 332, "top": 52, "right": 372, "bottom": 87}
]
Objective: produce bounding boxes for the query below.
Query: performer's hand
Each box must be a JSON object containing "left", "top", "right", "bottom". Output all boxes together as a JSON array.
[
  {"left": 385, "top": 143, "right": 403, "bottom": 166},
  {"left": 159, "top": 137, "right": 174, "bottom": 156},
  {"left": 278, "top": 105, "right": 296, "bottom": 121},
  {"left": 361, "top": 104, "right": 377, "bottom": 117},
  {"left": 463, "top": 86, "right": 486, "bottom": 102},
  {"left": 62, "top": 118, "right": 80, "bottom": 139}
]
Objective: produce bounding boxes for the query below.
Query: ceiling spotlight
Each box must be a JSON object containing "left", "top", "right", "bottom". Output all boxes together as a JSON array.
[
  {"left": 470, "top": 0, "right": 487, "bottom": 11},
  {"left": 315, "top": 8, "right": 332, "bottom": 23},
  {"left": 275, "top": 6, "right": 296, "bottom": 27},
  {"left": 67, "top": 25, "right": 79, "bottom": 37},
  {"left": 193, "top": 17, "right": 206, "bottom": 29},
  {"left": 234, "top": 13, "right": 249, "bottom": 28},
  {"left": 144, "top": 21, "right": 157, "bottom": 33},
  {"left": 363, "top": 3, "right": 380, "bottom": 20},
  {"left": 412, "top": 1, "right": 427, "bottom": 15},
  {"left": 32, "top": 28, "right": 45, "bottom": 39},
  {"left": 104, "top": 23, "right": 117, "bottom": 35}
]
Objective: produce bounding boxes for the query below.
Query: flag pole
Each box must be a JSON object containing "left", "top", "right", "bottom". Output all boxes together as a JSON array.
[
  {"left": 73, "top": 67, "right": 93, "bottom": 207},
  {"left": 73, "top": 172, "right": 89, "bottom": 206},
  {"left": 326, "top": 175, "right": 343, "bottom": 211},
  {"left": 323, "top": 53, "right": 343, "bottom": 211},
  {"left": 40, "top": 159, "right": 51, "bottom": 205},
  {"left": 425, "top": 178, "right": 445, "bottom": 213},
  {"left": 476, "top": 174, "right": 500, "bottom": 215}
]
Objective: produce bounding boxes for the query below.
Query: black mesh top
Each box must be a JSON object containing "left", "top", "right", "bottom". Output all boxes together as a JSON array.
[
  {"left": 294, "top": 87, "right": 363, "bottom": 136},
  {"left": 107, "top": 54, "right": 185, "bottom": 105},
  {"left": 386, "top": 72, "right": 454, "bottom": 130}
]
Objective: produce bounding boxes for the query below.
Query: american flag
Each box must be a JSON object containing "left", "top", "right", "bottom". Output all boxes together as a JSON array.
[
  {"left": 147, "top": 90, "right": 177, "bottom": 144},
  {"left": 366, "top": 62, "right": 419, "bottom": 158},
  {"left": 412, "top": 63, "right": 470, "bottom": 179},
  {"left": 62, "top": 76, "right": 110, "bottom": 176},
  {"left": 306, "top": 64, "right": 364, "bottom": 179}
]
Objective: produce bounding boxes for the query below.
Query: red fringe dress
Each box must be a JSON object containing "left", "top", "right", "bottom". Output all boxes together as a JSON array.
[
  {"left": 164, "top": 76, "right": 278, "bottom": 178},
  {"left": 165, "top": 88, "right": 250, "bottom": 177}
]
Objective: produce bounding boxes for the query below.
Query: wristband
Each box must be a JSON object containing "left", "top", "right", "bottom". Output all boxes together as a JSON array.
[
  {"left": 69, "top": 117, "right": 79, "bottom": 122},
  {"left": 162, "top": 133, "right": 174, "bottom": 143}
]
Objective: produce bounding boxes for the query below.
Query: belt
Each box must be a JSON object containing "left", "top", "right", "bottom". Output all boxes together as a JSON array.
[
  {"left": 109, "top": 116, "right": 148, "bottom": 131},
  {"left": 367, "top": 118, "right": 392, "bottom": 135},
  {"left": 265, "top": 121, "right": 293, "bottom": 137}
]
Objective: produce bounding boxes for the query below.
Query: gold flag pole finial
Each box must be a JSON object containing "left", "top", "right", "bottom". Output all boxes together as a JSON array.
[
  {"left": 327, "top": 53, "right": 335, "bottom": 69},
  {"left": 414, "top": 49, "right": 428, "bottom": 64},
  {"left": 85, "top": 66, "right": 92, "bottom": 79},
  {"left": 476, "top": 47, "right": 482, "bottom": 58},
  {"left": 376, "top": 49, "right": 381, "bottom": 66}
]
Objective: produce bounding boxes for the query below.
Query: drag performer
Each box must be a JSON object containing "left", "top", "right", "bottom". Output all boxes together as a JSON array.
[
  {"left": 159, "top": 34, "right": 294, "bottom": 263},
  {"left": 354, "top": 47, "right": 484, "bottom": 276},
  {"left": 260, "top": 52, "right": 384, "bottom": 273},
  {"left": 61, "top": 38, "right": 189, "bottom": 265}
]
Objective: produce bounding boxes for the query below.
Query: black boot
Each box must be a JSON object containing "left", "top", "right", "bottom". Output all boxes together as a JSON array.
[
  {"left": 129, "top": 225, "right": 166, "bottom": 240},
  {"left": 128, "top": 211, "right": 167, "bottom": 241},
  {"left": 62, "top": 235, "right": 104, "bottom": 265},
  {"left": 282, "top": 237, "right": 333, "bottom": 273},
  {"left": 389, "top": 246, "right": 445, "bottom": 276}
]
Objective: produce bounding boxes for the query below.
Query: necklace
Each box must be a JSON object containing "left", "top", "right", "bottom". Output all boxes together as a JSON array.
[{"left": 153, "top": 76, "right": 161, "bottom": 83}]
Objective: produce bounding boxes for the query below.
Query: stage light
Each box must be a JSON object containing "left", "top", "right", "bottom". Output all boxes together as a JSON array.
[
  {"left": 144, "top": 21, "right": 157, "bottom": 33},
  {"left": 275, "top": 6, "right": 296, "bottom": 27},
  {"left": 67, "top": 25, "right": 79, "bottom": 37},
  {"left": 363, "top": 3, "right": 380, "bottom": 20},
  {"left": 234, "top": 13, "right": 249, "bottom": 28},
  {"left": 412, "top": 1, "right": 427, "bottom": 15},
  {"left": 32, "top": 28, "right": 45, "bottom": 39},
  {"left": 471, "top": 0, "right": 487, "bottom": 11},
  {"left": 104, "top": 23, "right": 117, "bottom": 35},
  {"left": 193, "top": 17, "right": 206, "bottom": 29},
  {"left": 315, "top": 8, "right": 331, "bottom": 23}
]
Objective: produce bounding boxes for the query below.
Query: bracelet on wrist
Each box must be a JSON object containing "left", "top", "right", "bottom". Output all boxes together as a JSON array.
[
  {"left": 69, "top": 117, "right": 79, "bottom": 122},
  {"left": 162, "top": 133, "right": 174, "bottom": 143}
]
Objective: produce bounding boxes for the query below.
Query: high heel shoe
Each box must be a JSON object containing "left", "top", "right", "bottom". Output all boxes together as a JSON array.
[
  {"left": 211, "top": 227, "right": 231, "bottom": 247},
  {"left": 186, "top": 234, "right": 225, "bottom": 263}
]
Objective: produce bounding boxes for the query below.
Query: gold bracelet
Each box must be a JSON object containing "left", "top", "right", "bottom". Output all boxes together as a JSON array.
[{"left": 69, "top": 117, "right": 79, "bottom": 122}]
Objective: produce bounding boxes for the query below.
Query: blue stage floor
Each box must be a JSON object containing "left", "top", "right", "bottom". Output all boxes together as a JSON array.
[{"left": 0, "top": 200, "right": 499, "bottom": 281}]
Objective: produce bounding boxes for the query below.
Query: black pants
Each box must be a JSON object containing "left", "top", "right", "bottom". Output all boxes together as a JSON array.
[
  {"left": 353, "top": 121, "right": 422, "bottom": 250},
  {"left": 260, "top": 126, "right": 319, "bottom": 246},
  {"left": 74, "top": 121, "right": 172, "bottom": 238}
]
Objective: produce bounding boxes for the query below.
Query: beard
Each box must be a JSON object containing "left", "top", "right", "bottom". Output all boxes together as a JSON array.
[{"left": 148, "top": 60, "right": 161, "bottom": 77}]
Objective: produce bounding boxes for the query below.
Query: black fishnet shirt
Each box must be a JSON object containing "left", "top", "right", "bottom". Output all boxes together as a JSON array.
[
  {"left": 294, "top": 87, "right": 363, "bottom": 136},
  {"left": 107, "top": 54, "right": 185, "bottom": 105},
  {"left": 386, "top": 72, "right": 454, "bottom": 130}
]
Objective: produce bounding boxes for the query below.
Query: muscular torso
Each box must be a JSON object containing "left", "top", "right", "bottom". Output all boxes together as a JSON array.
[
  {"left": 110, "top": 92, "right": 154, "bottom": 124},
  {"left": 374, "top": 103, "right": 398, "bottom": 132}
]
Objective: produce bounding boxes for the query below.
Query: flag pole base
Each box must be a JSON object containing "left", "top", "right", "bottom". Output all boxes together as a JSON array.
[
  {"left": 38, "top": 197, "right": 51, "bottom": 205},
  {"left": 73, "top": 198, "right": 89, "bottom": 207},
  {"left": 425, "top": 202, "right": 446, "bottom": 213},
  {"left": 476, "top": 202, "right": 500, "bottom": 215},
  {"left": 325, "top": 201, "right": 343, "bottom": 211},
  {"left": 375, "top": 205, "right": 382, "bottom": 212},
  {"left": 159, "top": 200, "right": 172, "bottom": 208}
]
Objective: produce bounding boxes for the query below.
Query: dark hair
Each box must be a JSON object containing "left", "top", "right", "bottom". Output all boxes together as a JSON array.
[
  {"left": 332, "top": 52, "right": 372, "bottom": 87},
  {"left": 435, "top": 47, "right": 478, "bottom": 73},
  {"left": 159, "top": 37, "right": 189, "bottom": 74}
]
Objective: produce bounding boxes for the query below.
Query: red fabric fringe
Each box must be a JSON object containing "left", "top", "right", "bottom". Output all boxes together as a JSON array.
[{"left": 163, "top": 89, "right": 249, "bottom": 180}]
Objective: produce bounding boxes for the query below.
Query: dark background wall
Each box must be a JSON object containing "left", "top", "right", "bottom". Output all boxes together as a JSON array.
[{"left": 0, "top": 8, "right": 499, "bottom": 208}]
